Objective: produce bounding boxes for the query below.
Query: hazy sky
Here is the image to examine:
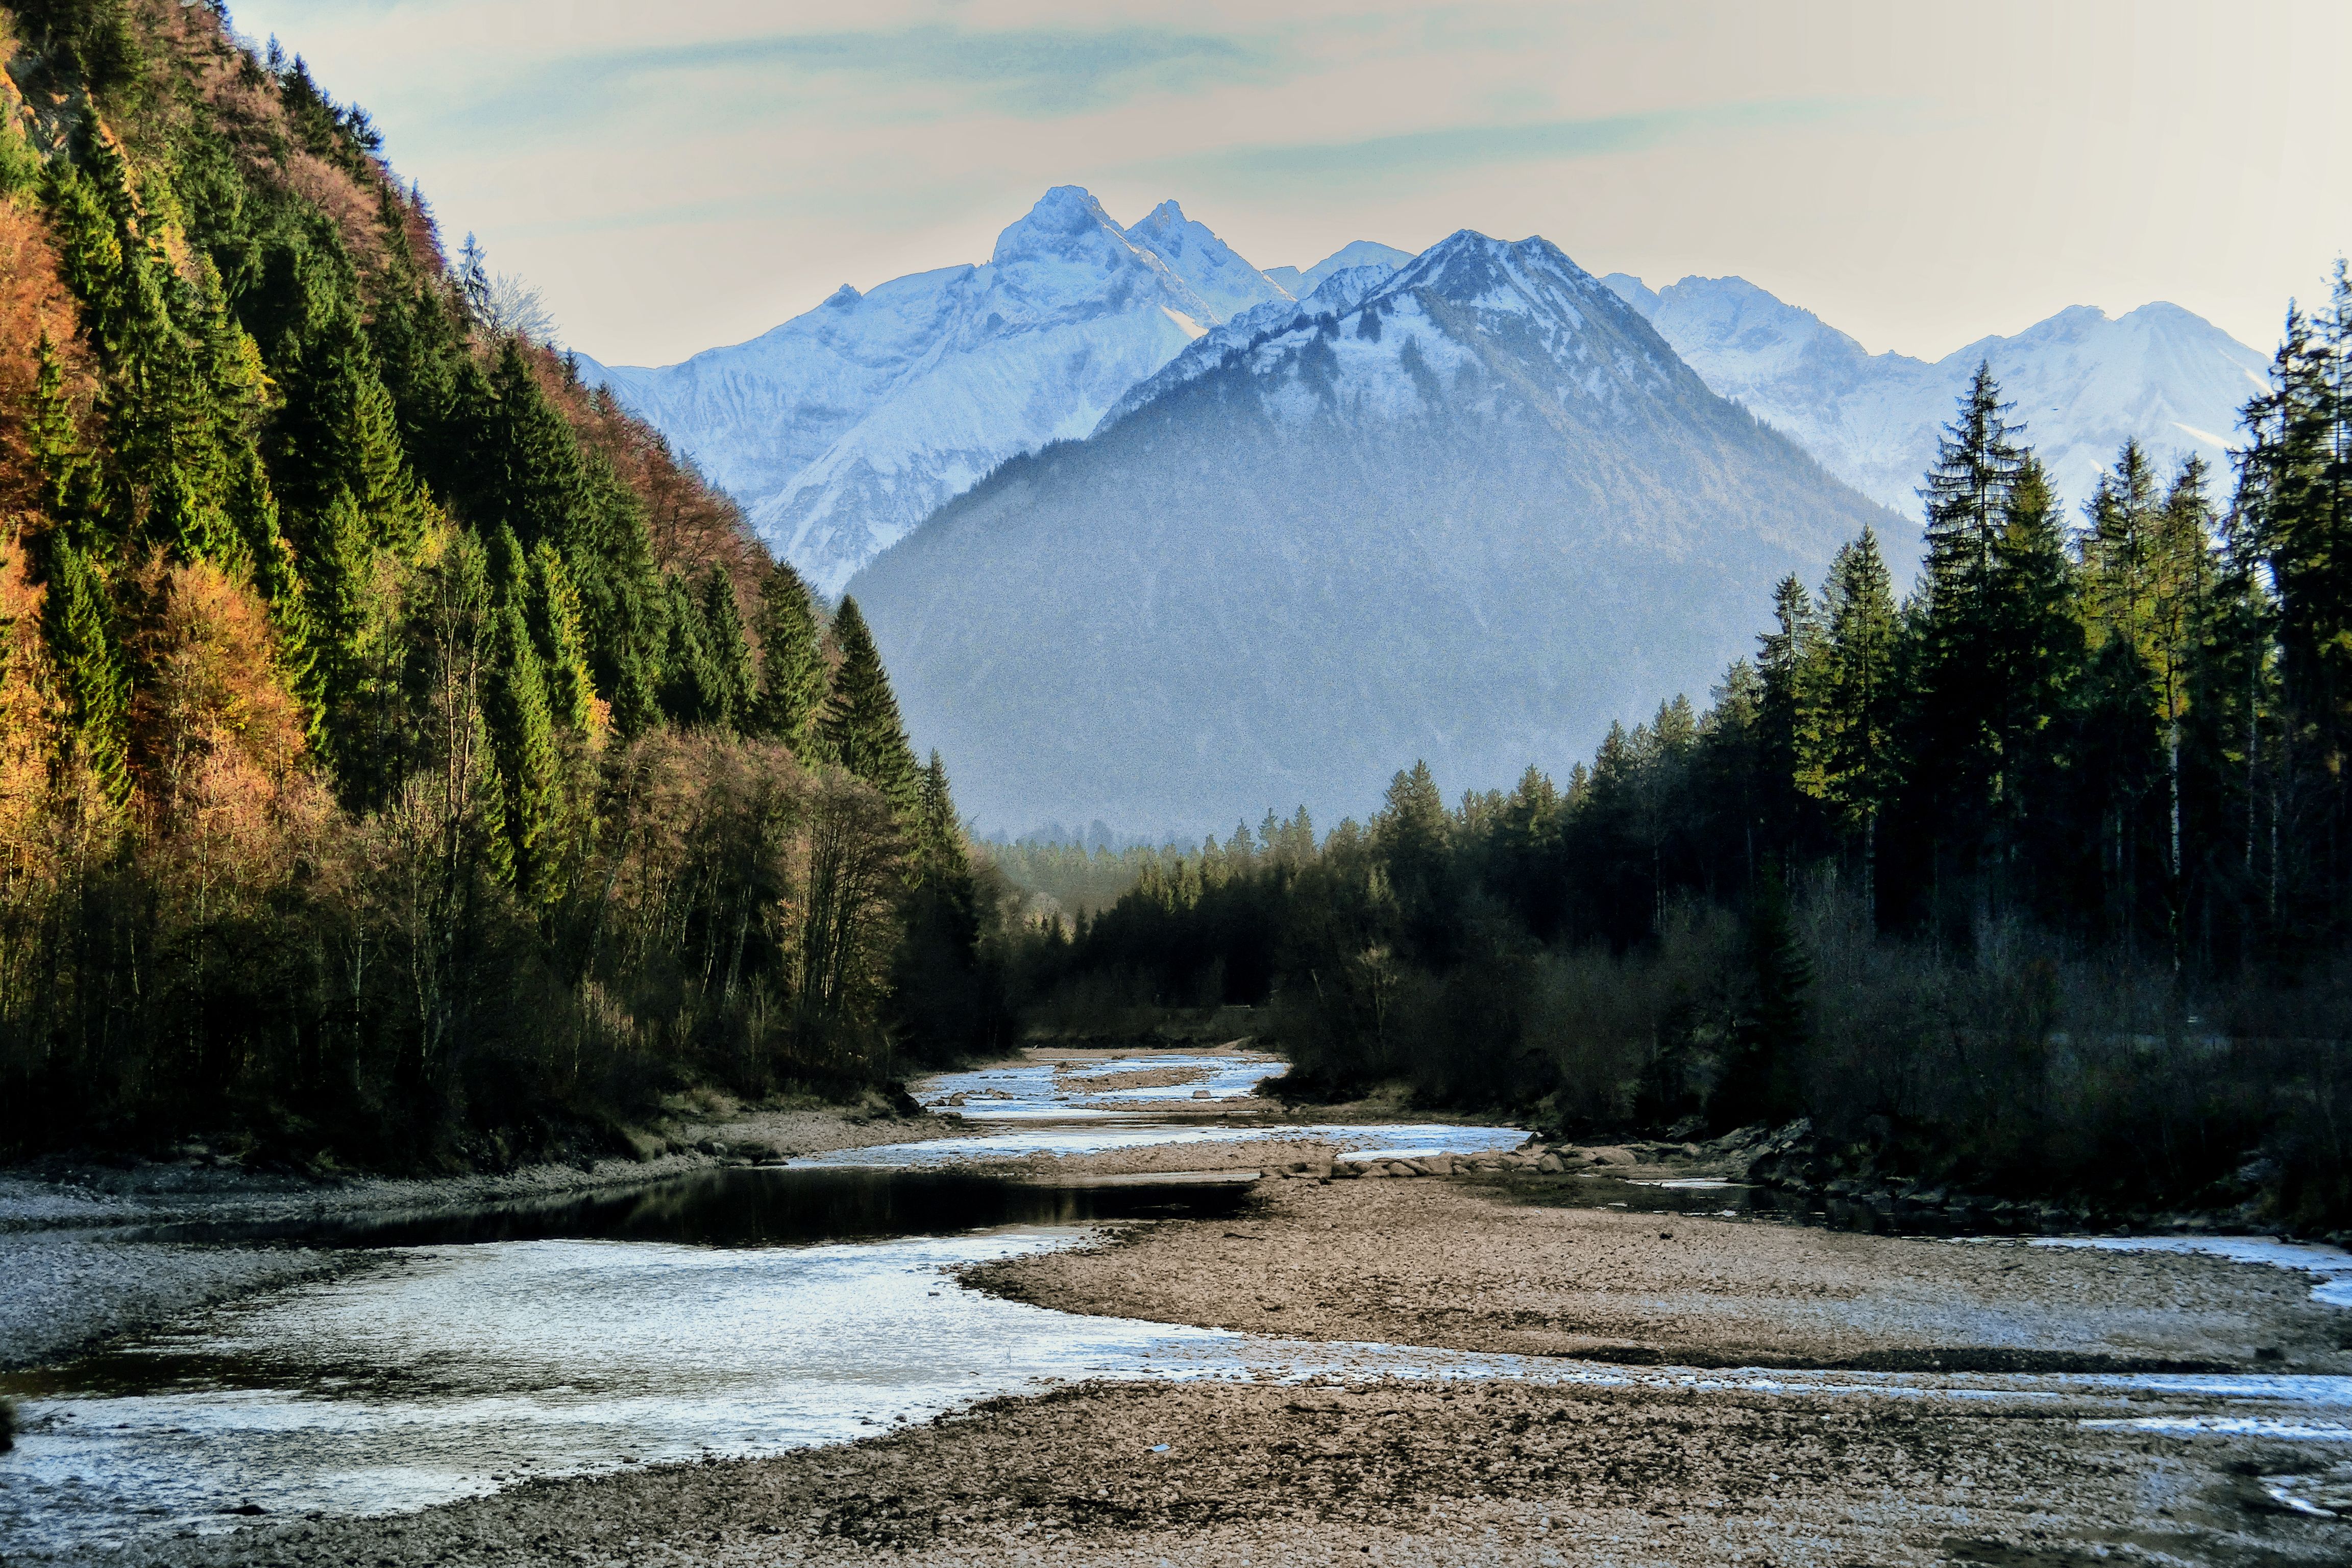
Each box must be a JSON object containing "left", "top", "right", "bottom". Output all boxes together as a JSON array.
[{"left": 225, "top": 0, "right": 2348, "bottom": 369}]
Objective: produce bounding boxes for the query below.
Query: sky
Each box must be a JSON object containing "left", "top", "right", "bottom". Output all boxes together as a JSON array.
[{"left": 223, "top": 0, "right": 2350, "bottom": 369}]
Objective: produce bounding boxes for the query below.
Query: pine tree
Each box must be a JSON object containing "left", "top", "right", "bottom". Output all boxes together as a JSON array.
[
  {"left": 655, "top": 569, "right": 721, "bottom": 726},
  {"left": 819, "top": 596, "right": 919, "bottom": 813},
  {"left": 750, "top": 558, "right": 828, "bottom": 756},
  {"left": 1921, "top": 362, "right": 2030, "bottom": 607},
  {"left": 912, "top": 750, "right": 967, "bottom": 883},
  {"left": 25, "top": 336, "right": 101, "bottom": 537},
  {"left": 2238, "top": 272, "right": 2352, "bottom": 932},
  {"left": 2082, "top": 444, "right": 2216, "bottom": 936},
  {"left": 1756, "top": 573, "right": 1825, "bottom": 860},
  {"left": 485, "top": 593, "right": 561, "bottom": 905},
  {"left": 471, "top": 341, "right": 584, "bottom": 550}
]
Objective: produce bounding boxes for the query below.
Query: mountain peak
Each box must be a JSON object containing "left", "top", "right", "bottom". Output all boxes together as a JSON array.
[
  {"left": 1120, "top": 199, "right": 1290, "bottom": 320},
  {"left": 991, "top": 185, "right": 1125, "bottom": 264}
]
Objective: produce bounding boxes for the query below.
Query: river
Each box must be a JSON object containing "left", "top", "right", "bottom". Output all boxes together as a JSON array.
[{"left": 4, "top": 1050, "right": 2350, "bottom": 1560}]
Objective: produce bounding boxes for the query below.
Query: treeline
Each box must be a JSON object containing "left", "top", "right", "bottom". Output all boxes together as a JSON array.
[
  {"left": 0, "top": 0, "right": 1001, "bottom": 1167},
  {"left": 982, "top": 822, "right": 1308, "bottom": 922},
  {"left": 1014, "top": 283, "right": 2352, "bottom": 1230}
]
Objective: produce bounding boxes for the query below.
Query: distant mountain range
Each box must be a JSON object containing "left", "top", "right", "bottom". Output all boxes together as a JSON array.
[
  {"left": 580, "top": 190, "right": 2268, "bottom": 596},
  {"left": 577, "top": 190, "right": 1383, "bottom": 594},
  {"left": 846, "top": 231, "right": 1894, "bottom": 833},
  {"left": 1600, "top": 274, "right": 2270, "bottom": 517}
]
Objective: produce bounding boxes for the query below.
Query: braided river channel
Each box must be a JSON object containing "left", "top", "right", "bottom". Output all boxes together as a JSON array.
[{"left": 5, "top": 1051, "right": 2351, "bottom": 1559}]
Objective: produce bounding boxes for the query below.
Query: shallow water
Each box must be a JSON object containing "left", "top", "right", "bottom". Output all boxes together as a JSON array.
[
  {"left": 6, "top": 1054, "right": 2348, "bottom": 1559},
  {"left": 919, "top": 1051, "right": 1280, "bottom": 1118},
  {"left": 0, "top": 1055, "right": 1533, "bottom": 1560}
]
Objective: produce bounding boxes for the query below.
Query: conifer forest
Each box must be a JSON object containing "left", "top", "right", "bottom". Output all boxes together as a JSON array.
[
  {"left": 0, "top": 0, "right": 1001, "bottom": 1168},
  {"left": 1010, "top": 326, "right": 2352, "bottom": 1231},
  {"left": 4, "top": 0, "right": 2350, "bottom": 1241}
]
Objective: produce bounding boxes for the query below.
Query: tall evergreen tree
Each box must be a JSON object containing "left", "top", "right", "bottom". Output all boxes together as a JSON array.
[
  {"left": 698, "top": 567, "right": 755, "bottom": 729},
  {"left": 819, "top": 596, "right": 919, "bottom": 813},
  {"left": 1803, "top": 529, "right": 1901, "bottom": 918},
  {"left": 39, "top": 535, "right": 131, "bottom": 806},
  {"left": 750, "top": 559, "right": 828, "bottom": 757},
  {"left": 527, "top": 542, "right": 596, "bottom": 735}
]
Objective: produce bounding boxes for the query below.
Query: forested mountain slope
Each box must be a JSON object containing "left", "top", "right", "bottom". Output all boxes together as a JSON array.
[
  {"left": 849, "top": 230, "right": 1900, "bottom": 832},
  {"left": 0, "top": 0, "right": 992, "bottom": 1166}
]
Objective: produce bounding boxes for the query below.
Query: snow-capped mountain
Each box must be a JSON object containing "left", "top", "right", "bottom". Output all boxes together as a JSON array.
[
  {"left": 847, "top": 230, "right": 1897, "bottom": 834},
  {"left": 1123, "top": 200, "right": 1293, "bottom": 321},
  {"left": 576, "top": 191, "right": 1415, "bottom": 595},
  {"left": 1600, "top": 274, "right": 2270, "bottom": 518},
  {"left": 1263, "top": 240, "right": 1415, "bottom": 298},
  {"left": 577, "top": 188, "right": 1223, "bottom": 594},
  {"left": 1093, "top": 261, "right": 1404, "bottom": 432}
]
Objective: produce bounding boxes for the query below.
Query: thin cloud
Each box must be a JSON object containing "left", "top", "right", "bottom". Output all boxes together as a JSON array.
[
  {"left": 1136, "top": 100, "right": 1886, "bottom": 194},
  {"left": 461, "top": 23, "right": 1296, "bottom": 127}
]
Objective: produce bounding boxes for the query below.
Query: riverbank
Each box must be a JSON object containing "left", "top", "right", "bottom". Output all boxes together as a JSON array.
[
  {"left": 17, "top": 1053, "right": 2352, "bottom": 1565},
  {"left": 0, "top": 1094, "right": 949, "bottom": 1370},
  {"left": 92, "top": 1367, "right": 2352, "bottom": 1566}
]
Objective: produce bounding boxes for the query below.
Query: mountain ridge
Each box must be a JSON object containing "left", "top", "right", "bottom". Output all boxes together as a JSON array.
[
  {"left": 1601, "top": 272, "right": 2269, "bottom": 517},
  {"left": 846, "top": 227, "right": 1900, "bottom": 833}
]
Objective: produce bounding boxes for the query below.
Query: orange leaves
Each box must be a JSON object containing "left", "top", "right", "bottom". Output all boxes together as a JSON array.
[
  {"left": 0, "top": 528, "right": 67, "bottom": 870},
  {"left": 0, "top": 197, "right": 89, "bottom": 522},
  {"left": 137, "top": 560, "right": 325, "bottom": 883}
]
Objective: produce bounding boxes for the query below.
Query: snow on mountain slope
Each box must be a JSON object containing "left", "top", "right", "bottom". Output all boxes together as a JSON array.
[
  {"left": 1093, "top": 261, "right": 1403, "bottom": 434},
  {"left": 1601, "top": 273, "right": 2271, "bottom": 518},
  {"left": 849, "top": 230, "right": 1899, "bottom": 833},
  {"left": 1125, "top": 200, "right": 1294, "bottom": 320},
  {"left": 577, "top": 187, "right": 1262, "bottom": 594},
  {"left": 1263, "top": 240, "right": 1417, "bottom": 298}
]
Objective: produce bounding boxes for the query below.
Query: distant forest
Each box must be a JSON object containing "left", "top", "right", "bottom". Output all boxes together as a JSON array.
[
  {"left": 1012, "top": 279, "right": 2352, "bottom": 1232},
  {"left": 0, "top": 1, "right": 1001, "bottom": 1167}
]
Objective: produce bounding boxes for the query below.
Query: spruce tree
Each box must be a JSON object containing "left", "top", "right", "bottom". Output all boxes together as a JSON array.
[
  {"left": 1805, "top": 529, "right": 1901, "bottom": 918},
  {"left": 40, "top": 536, "right": 131, "bottom": 806},
  {"left": 528, "top": 542, "right": 596, "bottom": 734},
  {"left": 819, "top": 596, "right": 919, "bottom": 813},
  {"left": 750, "top": 559, "right": 828, "bottom": 756},
  {"left": 698, "top": 567, "right": 755, "bottom": 729},
  {"left": 655, "top": 569, "right": 721, "bottom": 726},
  {"left": 485, "top": 594, "right": 562, "bottom": 905}
]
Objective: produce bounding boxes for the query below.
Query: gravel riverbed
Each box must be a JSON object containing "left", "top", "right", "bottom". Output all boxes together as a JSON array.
[{"left": 11, "top": 1076, "right": 2352, "bottom": 1565}]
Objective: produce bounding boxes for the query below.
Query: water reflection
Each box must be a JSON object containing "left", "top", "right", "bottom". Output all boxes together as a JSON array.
[{"left": 120, "top": 1166, "right": 1251, "bottom": 1250}]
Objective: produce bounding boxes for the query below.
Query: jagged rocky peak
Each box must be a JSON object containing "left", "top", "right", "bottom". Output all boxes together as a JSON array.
[
  {"left": 1124, "top": 198, "right": 1293, "bottom": 318},
  {"left": 1094, "top": 229, "right": 1667, "bottom": 438},
  {"left": 984, "top": 186, "right": 1213, "bottom": 323}
]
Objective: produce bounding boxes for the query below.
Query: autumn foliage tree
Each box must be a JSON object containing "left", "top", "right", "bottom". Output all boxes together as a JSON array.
[{"left": 0, "top": 1, "right": 1000, "bottom": 1166}]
